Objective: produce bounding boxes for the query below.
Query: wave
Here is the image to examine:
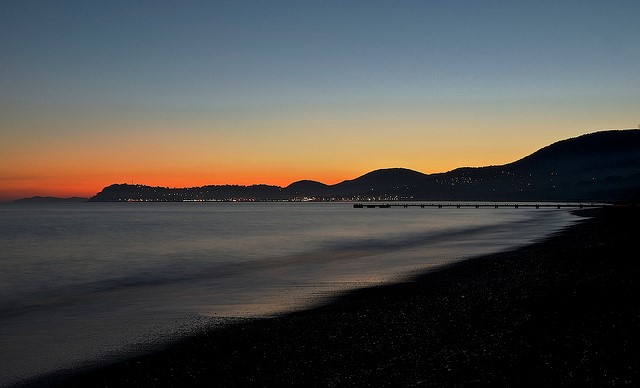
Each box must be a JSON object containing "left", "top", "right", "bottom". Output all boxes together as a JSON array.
[{"left": 0, "top": 211, "right": 574, "bottom": 319}]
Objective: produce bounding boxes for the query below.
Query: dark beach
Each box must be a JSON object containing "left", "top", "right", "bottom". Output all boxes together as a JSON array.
[{"left": 22, "top": 206, "right": 639, "bottom": 387}]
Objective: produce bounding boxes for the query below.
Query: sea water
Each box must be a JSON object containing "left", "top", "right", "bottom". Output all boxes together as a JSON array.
[{"left": 0, "top": 202, "right": 578, "bottom": 385}]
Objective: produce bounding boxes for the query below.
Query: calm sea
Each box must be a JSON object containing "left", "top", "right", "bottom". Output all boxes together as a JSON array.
[{"left": 0, "top": 202, "right": 578, "bottom": 385}]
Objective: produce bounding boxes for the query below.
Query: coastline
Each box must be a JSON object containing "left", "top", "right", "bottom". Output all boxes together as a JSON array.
[{"left": 19, "top": 206, "right": 639, "bottom": 387}]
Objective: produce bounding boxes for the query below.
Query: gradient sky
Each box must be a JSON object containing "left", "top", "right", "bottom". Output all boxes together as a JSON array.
[{"left": 1, "top": 1, "right": 639, "bottom": 200}]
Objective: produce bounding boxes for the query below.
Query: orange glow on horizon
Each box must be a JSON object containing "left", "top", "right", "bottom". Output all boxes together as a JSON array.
[
  {"left": 1, "top": 160, "right": 482, "bottom": 201},
  {"left": 0, "top": 158, "right": 516, "bottom": 201},
  {"left": 2, "top": 115, "right": 632, "bottom": 202},
  {"left": 0, "top": 170, "right": 364, "bottom": 201}
]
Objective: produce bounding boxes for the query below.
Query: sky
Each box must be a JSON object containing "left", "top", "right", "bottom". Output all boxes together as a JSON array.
[{"left": 1, "top": 1, "right": 639, "bottom": 200}]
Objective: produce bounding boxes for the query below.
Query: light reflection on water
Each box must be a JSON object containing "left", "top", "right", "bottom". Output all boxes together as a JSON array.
[{"left": 0, "top": 202, "right": 578, "bottom": 385}]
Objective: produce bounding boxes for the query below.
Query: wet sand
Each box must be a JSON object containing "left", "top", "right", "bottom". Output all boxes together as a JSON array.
[{"left": 20, "top": 206, "right": 640, "bottom": 387}]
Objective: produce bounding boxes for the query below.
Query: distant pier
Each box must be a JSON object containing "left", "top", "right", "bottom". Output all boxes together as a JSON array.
[{"left": 353, "top": 203, "right": 601, "bottom": 209}]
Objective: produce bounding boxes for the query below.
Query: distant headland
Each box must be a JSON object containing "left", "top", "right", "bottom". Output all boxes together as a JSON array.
[
  {"left": 14, "top": 196, "right": 89, "bottom": 203},
  {"left": 87, "top": 130, "right": 640, "bottom": 203}
]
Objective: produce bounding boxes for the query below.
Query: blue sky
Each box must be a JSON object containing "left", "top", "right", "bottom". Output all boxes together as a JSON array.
[{"left": 1, "top": 1, "right": 639, "bottom": 199}]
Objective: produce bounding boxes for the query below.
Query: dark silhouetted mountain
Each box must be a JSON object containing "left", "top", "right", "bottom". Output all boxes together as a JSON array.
[
  {"left": 331, "top": 168, "right": 429, "bottom": 196},
  {"left": 91, "top": 184, "right": 284, "bottom": 202},
  {"left": 90, "top": 129, "right": 640, "bottom": 202},
  {"left": 429, "top": 130, "right": 640, "bottom": 201}
]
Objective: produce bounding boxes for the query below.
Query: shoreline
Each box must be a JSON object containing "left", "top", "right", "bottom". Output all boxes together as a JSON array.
[{"left": 18, "top": 206, "right": 639, "bottom": 386}]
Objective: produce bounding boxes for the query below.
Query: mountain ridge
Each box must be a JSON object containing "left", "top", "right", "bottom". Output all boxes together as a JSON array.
[{"left": 90, "top": 129, "right": 640, "bottom": 202}]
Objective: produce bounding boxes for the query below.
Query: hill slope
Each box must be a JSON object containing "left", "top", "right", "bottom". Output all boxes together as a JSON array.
[{"left": 91, "top": 130, "right": 640, "bottom": 202}]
